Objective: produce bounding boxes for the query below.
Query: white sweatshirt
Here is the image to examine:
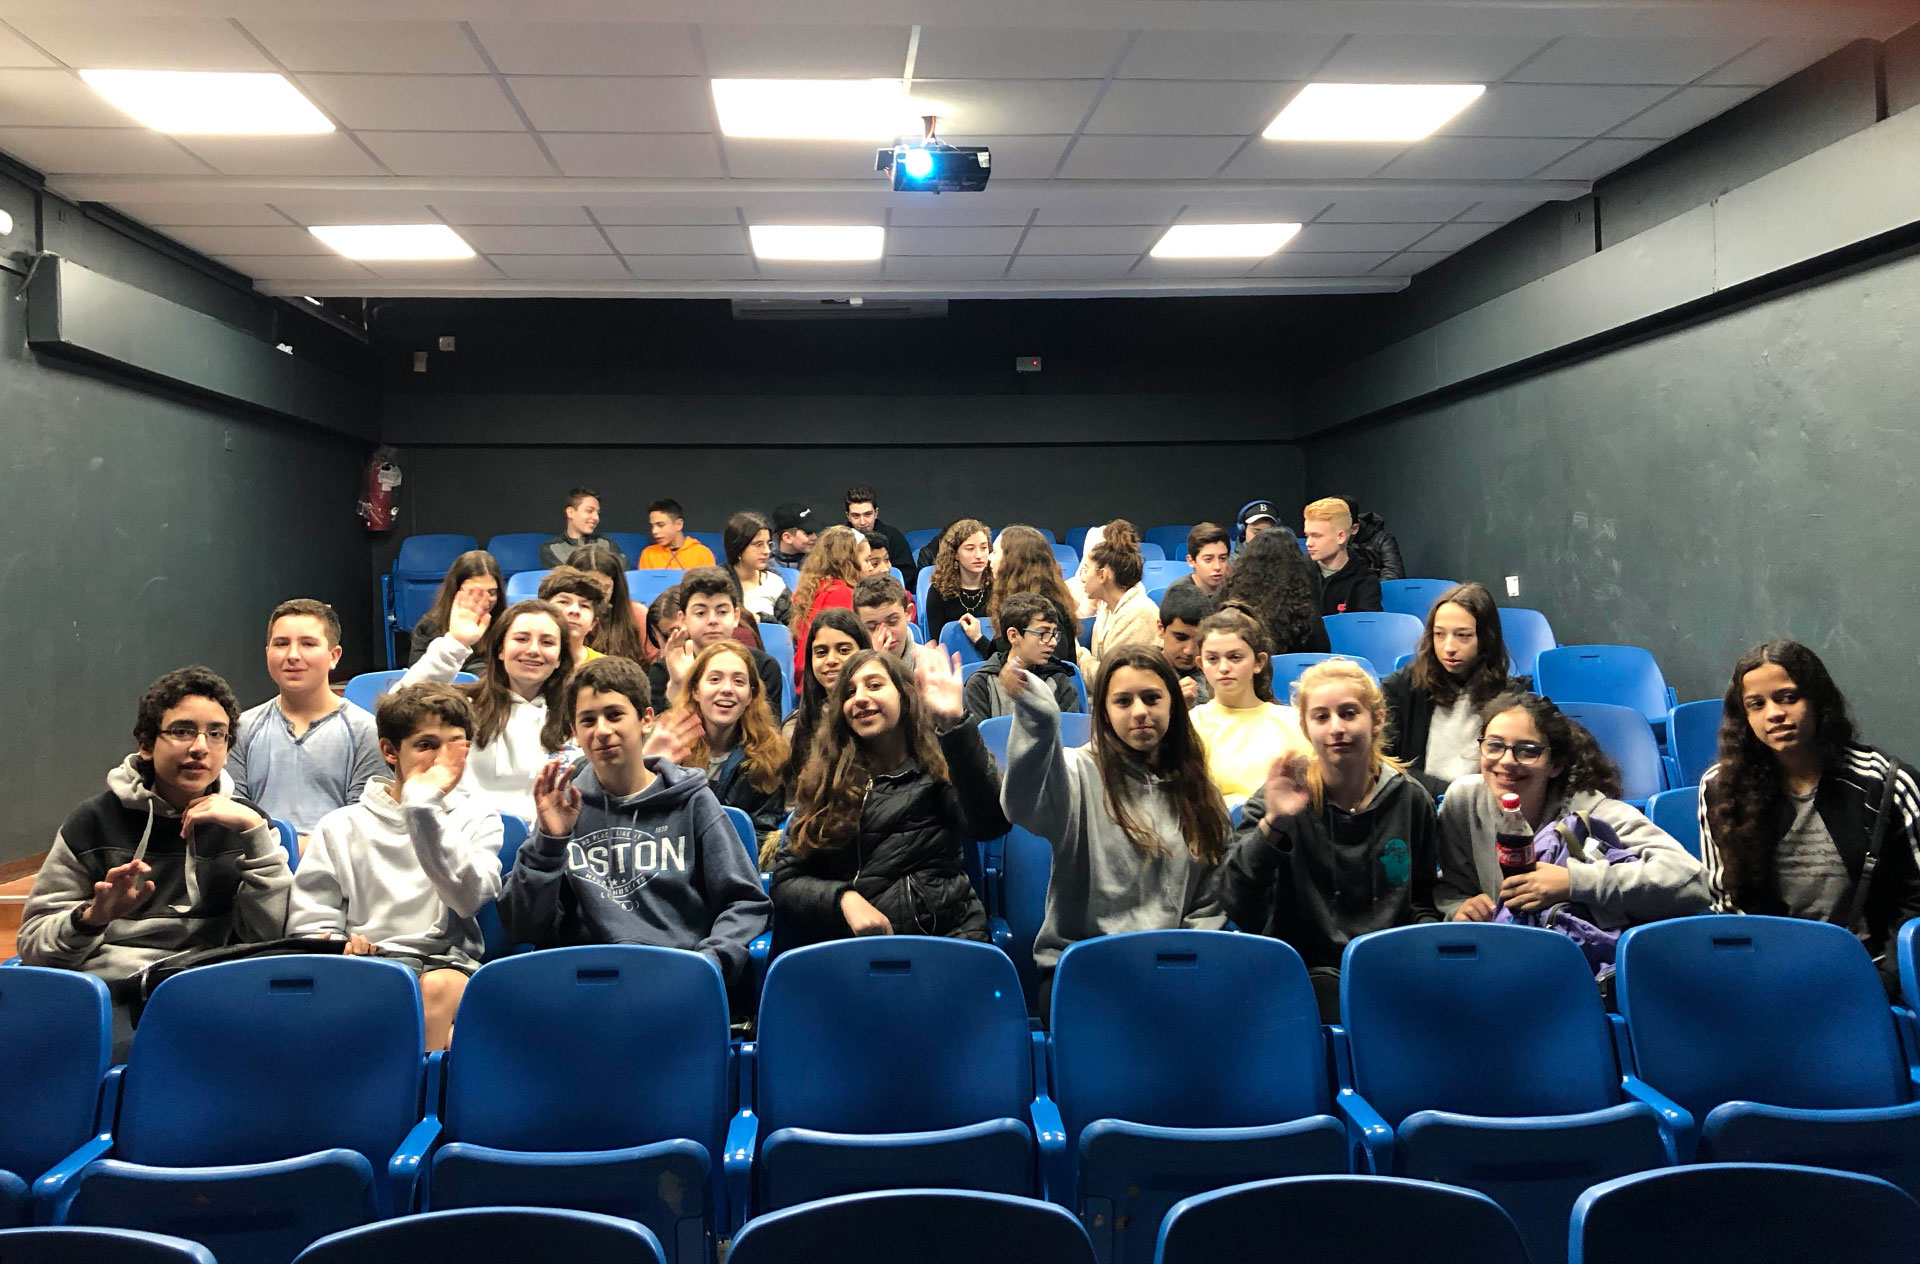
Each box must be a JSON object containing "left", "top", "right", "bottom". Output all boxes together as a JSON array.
[
  {"left": 288, "top": 777, "right": 504, "bottom": 966},
  {"left": 402, "top": 633, "right": 553, "bottom": 820}
]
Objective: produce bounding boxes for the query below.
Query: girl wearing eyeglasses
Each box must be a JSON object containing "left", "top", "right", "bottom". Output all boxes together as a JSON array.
[{"left": 1436, "top": 692, "right": 1707, "bottom": 923}]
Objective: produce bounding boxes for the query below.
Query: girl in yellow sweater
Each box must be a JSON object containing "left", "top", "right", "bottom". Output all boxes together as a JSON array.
[{"left": 1189, "top": 605, "right": 1311, "bottom": 806}]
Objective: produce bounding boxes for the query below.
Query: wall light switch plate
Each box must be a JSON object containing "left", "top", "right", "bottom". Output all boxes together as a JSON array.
[{"left": 1506, "top": 575, "right": 1521, "bottom": 598}]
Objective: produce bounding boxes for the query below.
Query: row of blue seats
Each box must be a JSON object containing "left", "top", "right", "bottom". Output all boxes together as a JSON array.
[
  {"left": 6, "top": 1163, "right": 1917, "bottom": 1264},
  {"left": 8, "top": 918, "right": 1920, "bottom": 1264}
]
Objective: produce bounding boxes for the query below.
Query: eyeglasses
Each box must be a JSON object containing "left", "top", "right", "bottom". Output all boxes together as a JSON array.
[
  {"left": 158, "top": 724, "right": 232, "bottom": 747},
  {"left": 1015, "top": 627, "right": 1060, "bottom": 644},
  {"left": 1478, "top": 737, "right": 1547, "bottom": 765}
]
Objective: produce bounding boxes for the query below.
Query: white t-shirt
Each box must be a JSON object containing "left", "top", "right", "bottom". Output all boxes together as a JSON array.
[
  {"left": 740, "top": 569, "right": 788, "bottom": 621},
  {"left": 1424, "top": 693, "right": 1483, "bottom": 782}
]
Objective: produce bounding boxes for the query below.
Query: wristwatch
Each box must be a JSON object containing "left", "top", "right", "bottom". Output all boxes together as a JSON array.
[{"left": 71, "top": 904, "right": 108, "bottom": 936}]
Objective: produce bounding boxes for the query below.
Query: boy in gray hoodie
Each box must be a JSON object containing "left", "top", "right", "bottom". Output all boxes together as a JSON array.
[
  {"left": 19, "top": 666, "right": 292, "bottom": 1053},
  {"left": 498, "top": 657, "right": 770, "bottom": 1001}
]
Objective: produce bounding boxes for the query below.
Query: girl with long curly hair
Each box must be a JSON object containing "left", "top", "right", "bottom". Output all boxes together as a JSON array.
[
  {"left": 924, "top": 518, "right": 992, "bottom": 642},
  {"left": 1702, "top": 640, "right": 1920, "bottom": 991},
  {"left": 1218, "top": 526, "right": 1330, "bottom": 656},
  {"left": 787, "top": 524, "right": 869, "bottom": 680}
]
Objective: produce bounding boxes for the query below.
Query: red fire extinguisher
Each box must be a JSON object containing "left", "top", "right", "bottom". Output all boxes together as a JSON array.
[{"left": 359, "top": 446, "right": 402, "bottom": 533}]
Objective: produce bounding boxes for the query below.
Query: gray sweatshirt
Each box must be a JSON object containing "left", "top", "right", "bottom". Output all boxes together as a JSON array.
[
  {"left": 1435, "top": 772, "right": 1710, "bottom": 921},
  {"left": 19, "top": 755, "right": 292, "bottom": 987},
  {"left": 1000, "top": 679, "right": 1226, "bottom": 973}
]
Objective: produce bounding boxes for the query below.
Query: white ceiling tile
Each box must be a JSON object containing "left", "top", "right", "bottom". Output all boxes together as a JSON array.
[
  {"left": 965, "top": 134, "right": 1069, "bottom": 179},
  {"left": 217, "top": 254, "right": 375, "bottom": 281},
  {"left": 1609, "top": 85, "right": 1761, "bottom": 139},
  {"left": 357, "top": 255, "right": 504, "bottom": 280},
  {"left": 1177, "top": 192, "right": 1335, "bottom": 222},
  {"left": 753, "top": 258, "right": 884, "bottom": 281},
  {"left": 0, "top": 69, "right": 135, "bottom": 126},
  {"left": 1529, "top": 137, "right": 1663, "bottom": 181},
  {"left": 111, "top": 201, "right": 289, "bottom": 226},
  {"left": 1459, "top": 200, "right": 1544, "bottom": 222},
  {"left": 606, "top": 224, "right": 749, "bottom": 253},
  {"left": 623, "top": 254, "right": 758, "bottom": 280},
  {"left": 164, "top": 224, "right": 335, "bottom": 255},
  {"left": 699, "top": 24, "right": 911, "bottom": 77},
  {"left": 0, "top": 24, "right": 56, "bottom": 68},
  {"left": 178, "top": 133, "right": 385, "bottom": 177},
  {"left": 914, "top": 28, "right": 1131, "bottom": 80},
  {"left": 1119, "top": 31, "right": 1343, "bottom": 81},
  {"left": 1021, "top": 224, "right": 1162, "bottom": 254},
  {"left": 1293, "top": 222, "right": 1441, "bottom": 252},
  {"left": 1414, "top": 220, "right": 1503, "bottom": 251},
  {"left": 469, "top": 23, "right": 701, "bottom": 76},
  {"left": 1508, "top": 36, "right": 1754, "bottom": 86},
  {"left": 588, "top": 204, "right": 741, "bottom": 226},
  {"left": 243, "top": 21, "right": 484, "bottom": 73},
  {"left": 1440, "top": 83, "right": 1671, "bottom": 138},
  {"left": 491, "top": 254, "right": 633, "bottom": 281},
  {"left": 7, "top": 18, "right": 273, "bottom": 71},
  {"left": 1317, "top": 199, "right": 1477, "bottom": 223},
  {"left": 886, "top": 202, "right": 1031, "bottom": 227},
  {"left": 1085, "top": 80, "right": 1296, "bottom": 137},
  {"left": 1250, "top": 250, "right": 1394, "bottom": 277},
  {"left": 1058, "top": 135, "right": 1243, "bottom": 179},
  {"left": 914, "top": 79, "right": 1100, "bottom": 135},
  {"left": 434, "top": 202, "right": 592, "bottom": 226},
  {"left": 1314, "top": 35, "right": 1552, "bottom": 83},
  {"left": 357, "top": 131, "right": 555, "bottom": 177},
  {"left": 273, "top": 197, "right": 439, "bottom": 224},
  {"left": 722, "top": 138, "right": 878, "bottom": 179},
  {"left": 1032, "top": 198, "right": 1180, "bottom": 226},
  {"left": 301, "top": 74, "right": 522, "bottom": 131},
  {"left": 1704, "top": 37, "right": 1848, "bottom": 87},
  {"left": 460, "top": 225, "right": 610, "bottom": 254},
  {"left": 887, "top": 225, "right": 1026, "bottom": 254},
  {"left": 1006, "top": 254, "right": 1136, "bottom": 280},
  {"left": 1374, "top": 252, "right": 1451, "bottom": 276},
  {"left": 1220, "top": 141, "right": 1403, "bottom": 180},
  {"left": 730, "top": 191, "right": 891, "bottom": 221},
  {"left": 1375, "top": 136, "right": 1581, "bottom": 179},
  {"left": 0, "top": 126, "right": 212, "bottom": 174},
  {"left": 508, "top": 76, "right": 711, "bottom": 133},
  {"left": 884, "top": 255, "right": 1010, "bottom": 280},
  {"left": 1133, "top": 255, "right": 1262, "bottom": 278},
  {"left": 544, "top": 132, "right": 724, "bottom": 178}
]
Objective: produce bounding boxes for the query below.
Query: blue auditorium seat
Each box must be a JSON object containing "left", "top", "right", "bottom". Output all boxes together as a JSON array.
[
  {"left": 688, "top": 531, "right": 724, "bottom": 556},
  {"left": 728, "top": 1189, "right": 1094, "bottom": 1264},
  {"left": 484, "top": 533, "right": 547, "bottom": 576},
  {"left": 604, "top": 532, "right": 649, "bottom": 564},
  {"left": 0, "top": 1227, "right": 216, "bottom": 1264},
  {"left": 386, "top": 534, "right": 478, "bottom": 666},
  {"left": 294, "top": 1207, "right": 665, "bottom": 1264},
  {"left": 1139, "top": 561, "right": 1191, "bottom": 592},
  {"left": 343, "top": 670, "right": 477, "bottom": 715},
  {"left": 1142, "top": 526, "right": 1193, "bottom": 560},
  {"left": 474, "top": 814, "right": 528, "bottom": 961},
  {"left": 1536, "top": 646, "right": 1677, "bottom": 738},
  {"left": 1558, "top": 702, "right": 1666, "bottom": 808},
  {"left": 1137, "top": 542, "right": 1165, "bottom": 561},
  {"left": 1379, "top": 578, "right": 1458, "bottom": 619},
  {"left": 1052, "top": 544, "right": 1080, "bottom": 574},
  {"left": 1666, "top": 699, "right": 1721, "bottom": 787},
  {"left": 504, "top": 569, "right": 550, "bottom": 604},
  {"left": 978, "top": 713, "right": 1091, "bottom": 769},
  {"left": 626, "top": 570, "right": 684, "bottom": 605},
  {"left": 1065, "top": 527, "right": 1096, "bottom": 553},
  {"left": 1498, "top": 607, "right": 1556, "bottom": 679},
  {"left": 939, "top": 617, "right": 992, "bottom": 666},
  {"left": 1154, "top": 1175, "right": 1529, "bottom": 1264},
  {"left": 271, "top": 818, "right": 301, "bottom": 873},
  {"left": 1324, "top": 613, "right": 1423, "bottom": 676},
  {"left": 0, "top": 968, "right": 111, "bottom": 1228},
  {"left": 1644, "top": 788, "right": 1702, "bottom": 858},
  {"left": 904, "top": 529, "right": 943, "bottom": 555},
  {"left": 1272, "top": 654, "right": 1376, "bottom": 705}
]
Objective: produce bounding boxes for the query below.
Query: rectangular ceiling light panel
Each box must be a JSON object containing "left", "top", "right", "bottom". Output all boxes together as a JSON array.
[
  {"left": 713, "top": 78, "right": 945, "bottom": 140},
  {"left": 1264, "top": 83, "right": 1486, "bottom": 142},
  {"left": 1151, "top": 222, "right": 1302, "bottom": 258},
  {"left": 749, "top": 224, "right": 886, "bottom": 260},
  {"left": 80, "top": 70, "right": 333, "bottom": 135},
  {"left": 310, "top": 224, "right": 475, "bottom": 260}
]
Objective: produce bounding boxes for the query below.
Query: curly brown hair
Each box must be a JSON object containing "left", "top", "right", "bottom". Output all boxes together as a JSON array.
[
  {"left": 987, "top": 524, "right": 1080, "bottom": 643},
  {"left": 789, "top": 525, "right": 867, "bottom": 634},
  {"left": 930, "top": 518, "right": 992, "bottom": 600}
]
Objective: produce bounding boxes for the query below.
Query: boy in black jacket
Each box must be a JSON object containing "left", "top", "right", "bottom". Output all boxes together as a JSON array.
[{"left": 1303, "top": 497, "right": 1383, "bottom": 616}]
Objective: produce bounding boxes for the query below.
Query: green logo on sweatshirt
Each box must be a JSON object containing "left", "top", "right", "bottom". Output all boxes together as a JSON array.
[{"left": 1380, "top": 837, "right": 1411, "bottom": 886}]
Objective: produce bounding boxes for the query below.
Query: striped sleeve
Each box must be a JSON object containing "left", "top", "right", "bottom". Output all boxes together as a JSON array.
[
  {"left": 1697, "top": 764, "right": 1737, "bottom": 914},
  {"left": 1843, "top": 746, "right": 1920, "bottom": 869}
]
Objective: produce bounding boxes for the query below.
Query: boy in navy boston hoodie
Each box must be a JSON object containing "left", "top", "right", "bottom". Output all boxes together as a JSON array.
[{"left": 498, "top": 656, "right": 770, "bottom": 997}]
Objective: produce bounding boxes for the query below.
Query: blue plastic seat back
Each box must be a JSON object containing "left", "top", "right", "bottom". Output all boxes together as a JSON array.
[
  {"left": 1139, "top": 561, "right": 1191, "bottom": 592},
  {"left": 1274, "top": 654, "right": 1376, "bottom": 706},
  {"left": 1667, "top": 699, "right": 1721, "bottom": 787},
  {"left": 444, "top": 946, "right": 730, "bottom": 1157},
  {"left": 1051, "top": 544, "right": 1080, "bottom": 575},
  {"left": 756, "top": 939, "right": 1033, "bottom": 1136},
  {"left": 728, "top": 1189, "right": 1093, "bottom": 1264},
  {"left": 939, "top": 618, "right": 992, "bottom": 666},
  {"left": 293, "top": 1207, "right": 665, "bottom": 1264},
  {"left": 688, "top": 531, "right": 723, "bottom": 556},
  {"left": 1137, "top": 542, "right": 1166, "bottom": 562},
  {"left": 118, "top": 957, "right": 423, "bottom": 1171},
  {"left": 1145, "top": 586, "right": 1167, "bottom": 608},
  {"left": 1052, "top": 933, "right": 1330, "bottom": 1147},
  {"left": 960, "top": 662, "right": 989, "bottom": 687},
  {"left": 628, "top": 570, "right": 685, "bottom": 605},
  {"left": 345, "top": 671, "right": 476, "bottom": 715},
  {"left": 1536, "top": 646, "right": 1672, "bottom": 727},
  {"left": 978, "top": 714, "right": 1088, "bottom": 770},
  {"left": 1156, "top": 1175, "right": 1528, "bottom": 1264},
  {"left": 603, "top": 532, "right": 649, "bottom": 564},
  {"left": 1001, "top": 826, "right": 1054, "bottom": 1011},
  {"left": 904, "top": 529, "right": 943, "bottom": 555},
  {"left": 0, "top": 1227, "right": 217, "bottom": 1264},
  {"left": 1558, "top": 703, "right": 1665, "bottom": 804},
  {"left": 1143, "top": 526, "right": 1194, "bottom": 561},
  {"left": 1645, "top": 789, "right": 1701, "bottom": 858},
  {"left": 1570, "top": 1163, "right": 1920, "bottom": 1264},
  {"left": 915, "top": 570, "right": 937, "bottom": 637},
  {"left": 475, "top": 814, "right": 529, "bottom": 961},
  {"left": 1324, "top": 613, "right": 1423, "bottom": 676},
  {"left": 484, "top": 534, "right": 547, "bottom": 576},
  {"left": 1342, "top": 924, "right": 1624, "bottom": 1126},
  {"left": 774, "top": 566, "right": 802, "bottom": 593},
  {"left": 1616, "top": 917, "right": 1911, "bottom": 1121},
  {"left": 393, "top": 536, "right": 479, "bottom": 634},
  {"left": 1498, "top": 607, "right": 1556, "bottom": 679},
  {"left": 0, "top": 968, "right": 111, "bottom": 1184},
  {"left": 504, "top": 569, "right": 549, "bottom": 605},
  {"left": 723, "top": 806, "right": 759, "bottom": 871},
  {"left": 1064, "top": 527, "right": 1095, "bottom": 553},
  {"left": 1379, "top": 579, "right": 1458, "bottom": 620}
]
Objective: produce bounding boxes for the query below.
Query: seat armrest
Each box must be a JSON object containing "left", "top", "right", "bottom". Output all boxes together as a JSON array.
[{"left": 1029, "top": 1093, "right": 1070, "bottom": 1206}]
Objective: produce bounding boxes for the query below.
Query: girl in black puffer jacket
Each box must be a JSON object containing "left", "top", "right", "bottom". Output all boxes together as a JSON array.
[{"left": 772, "top": 646, "right": 1007, "bottom": 947}]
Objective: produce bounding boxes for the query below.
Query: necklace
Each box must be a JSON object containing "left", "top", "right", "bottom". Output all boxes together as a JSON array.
[{"left": 956, "top": 585, "right": 989, "bottom": 613}]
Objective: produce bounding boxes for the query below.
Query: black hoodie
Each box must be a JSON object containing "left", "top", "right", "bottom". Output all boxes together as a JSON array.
[
  {"left": 962, "top": 651, "right": 1081, "bottom": 723},
  {"left": 1317, "top": 552, "right": 1383, "bottom": 616}
]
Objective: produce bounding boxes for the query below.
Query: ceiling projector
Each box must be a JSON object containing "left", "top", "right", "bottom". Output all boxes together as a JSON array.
[{"left": 877, "top": 119, "right": 990, "bottom": 193}]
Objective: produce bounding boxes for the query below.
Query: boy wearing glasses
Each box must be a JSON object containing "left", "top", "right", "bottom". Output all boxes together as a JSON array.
[
  {"left": 19, "top": 666, "right": 293, "bottom": 1050},
  {"left": 228, "top": 600, "right": 386, "bottom": 843},
  {"left": 964, "top": 592, "right": 1082, "bottom": 723}
]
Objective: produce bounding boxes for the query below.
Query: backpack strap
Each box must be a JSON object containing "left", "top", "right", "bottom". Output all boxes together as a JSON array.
[
  {"left": 1548, "top": 811, "right": 1595, "bottom": 859},
  {"left": 1829, "top": 749, "right": 1899, "bottom": 932}
]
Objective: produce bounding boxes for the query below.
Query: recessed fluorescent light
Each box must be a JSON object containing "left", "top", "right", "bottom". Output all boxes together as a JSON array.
[
  {"left": 309, "top": 224, "right": 475, "bottom": 261},
  {"left": 713, "top": 79, "right": 942, "bottom": 140},
  {"left": 749, "top": 225, "right": 885, "bottom": 261},
  {"left": 1151, "top": 223, "right": 1302, "bottom": 259},
  {"left": 1264, "top": 83, "right": 1485, "bottom": 142},
  {"left": 79, "top": 70, "right": 333, "bottom": 135}
]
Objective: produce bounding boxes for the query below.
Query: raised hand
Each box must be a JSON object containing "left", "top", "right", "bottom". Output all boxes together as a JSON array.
[
  {"left": 840, "top": 889, "right": 893, "bottom": 936},
  {"left": 913, "top": 644, "right": 967, "bottom": 730},
  {"left": 532, "top": 759, "right": 582, "bottom": 838},
  {"left": 999, "top": 661, "right": 1034, "bottom": 700},
  {"left": 1259, "top": 751, "right": 1313, "bottom": 824},
  {"left": 662, "top": 626, "right": 697, "bottom": 702},
  {"left": 180, "top": 793, "right": 266, "bottom": 842},
  {"left": 643, "top": 707, "right": 704, "bottom": 766},
  {"left": 83, "top": 859, "right": 154, "bottom": 927},
  {"left": 958, "top": 613, "right": 983, "bottom": 643},
  {"left": 413, "top": 736, "right": 471, "bottom": 796},
  {"left": 448, "top": 584, "right": 493, "bottom": 648}
]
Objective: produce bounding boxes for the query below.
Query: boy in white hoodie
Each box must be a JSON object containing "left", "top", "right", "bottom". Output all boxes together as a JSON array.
[{"left": 288, "top": 682, "right": 504, "bottom": 1051}]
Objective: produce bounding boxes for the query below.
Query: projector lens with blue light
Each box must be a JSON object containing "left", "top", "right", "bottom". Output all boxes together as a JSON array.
[
  {"left": 876, "top": 141, "right": 993, "bottom": 193},
  {"left": 901, "top": 147, "right": 936, "bottom": 179}
]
